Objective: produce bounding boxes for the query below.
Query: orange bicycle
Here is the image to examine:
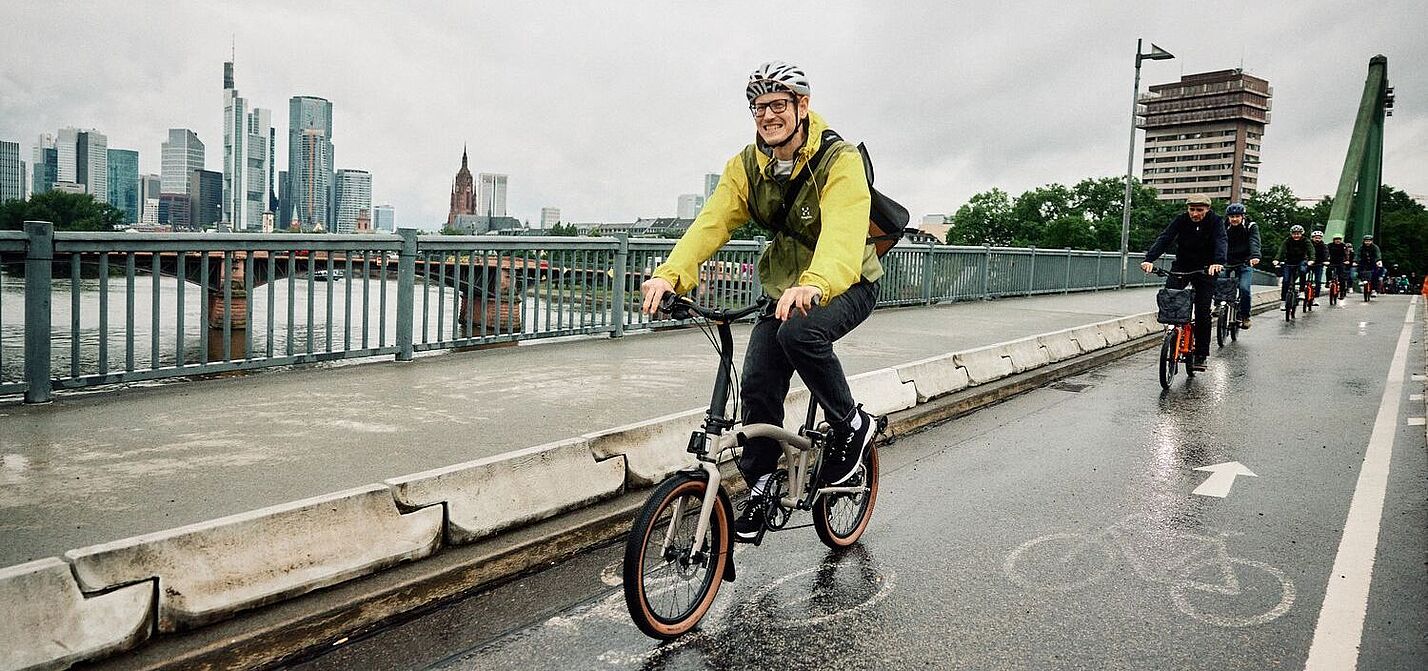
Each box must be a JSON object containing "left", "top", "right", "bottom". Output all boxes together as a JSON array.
[{"left": 1153, "top": 268, "right": 1203, "bottom": 389}]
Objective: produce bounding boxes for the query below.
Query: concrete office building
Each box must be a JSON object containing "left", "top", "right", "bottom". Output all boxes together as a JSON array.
[
  {"left": 333, "top": 168, "right": 371, "bottom": 234},
  {"left": 223, "top": 59, "right": 275, "bottom": 231},
  {"left": 705, "top": 173, "right": 720, "bottom": 199},
  {"left": 478, "top": 172, "right": 507, "bottom": 217},
  {"left": 56, "top": 127, "right": 108, "bottom": 202},
  {"left": 677, "top": 193, "right": 704, "bottom": 219},
  {"left": 139, "top": 174, "right": 161, "bottom": 225},
  {"left": 288, "top": 96, "right": 335, "bottom": 231},
  {"left": 106, "top": 148, "right": 140, "bottom": 223},
  {"left": 540, "top": 206, "right": 560, "bottom": 229},
  {"left": 1139, "top": 69, "right": 1272, "bottom": 202},
  {"left": 161, "top": 129, "right": 205, "bottom": 195},
  {"left": 0, "top": 140, "right": 23, "bottom": 203},
  {"left": 372, "top": 204, "right": 395, "bottom": 232},
  {"left": 32, "top": 134, "right": 57, "bottom": 195}
]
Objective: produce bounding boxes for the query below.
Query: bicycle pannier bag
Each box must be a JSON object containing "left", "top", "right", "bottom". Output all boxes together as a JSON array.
[
  {"left": 1156, "top": 286, "right": 1195, "bottom": 324},
  {"left": 1213, "top": 275, "right": 1237, "bottom": 302}
]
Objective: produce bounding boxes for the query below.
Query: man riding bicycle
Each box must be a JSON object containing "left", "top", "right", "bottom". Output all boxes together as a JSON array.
[
  {"left": 1275, "top": 225, "right": 1314, "bottom": 309},
  {"left": 1222, "top": 202, "right": 1260, "bottom": 329},
  {"left": 1357, "top": 234, "right": 1383, "bottom": 296},
  {"left": 1309, "top": 230, "right": 1329, "bottom": 306},
  {"left": 640, "top": 61, "right": 883, "bottom": 542},
  {"left": 1140, "top": 194, "right": 1226, "bottom": 371},
  {"left": 1327, "top": 233, "right": 1352, "bottom": 299}
]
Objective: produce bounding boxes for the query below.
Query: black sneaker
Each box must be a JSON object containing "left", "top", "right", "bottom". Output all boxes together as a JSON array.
[
  {"left": 822, "top": 406, "right": 874, "bottom": 486},
  {"left": 1192, "top": 355, "right": 1208, "bottom": 371},
  {"left": 733, "top": 495, "right": 767, "bottom": 543}
]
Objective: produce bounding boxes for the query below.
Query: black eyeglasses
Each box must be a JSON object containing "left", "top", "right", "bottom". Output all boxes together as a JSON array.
[{"left": 749, "top": 98, "right": 795, "bottom": 117}]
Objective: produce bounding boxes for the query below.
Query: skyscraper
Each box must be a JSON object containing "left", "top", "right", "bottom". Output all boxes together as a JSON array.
[
  {"left": 333, "top": 168, "right": 371, "bottom": 234},
  {"left": 372, "top": 204, "right": 395, "bottom": 232},
  {"left": 704, "top": 173, "right": 720, "bottom": 199},
  {"left": 223, "top": 58, "right": 275, "bottom": 231},
  {"left": 288, "top": 96, "right": 335, "bottom": 231},
  {"left": 32, "top": 134, "right": 57, "bottom": 195},
  {"left": 140, "top": 174, "right": 161, "bottom": 224},
  {"left": 161, "top": 129, "right": 205, "bottom": 195},
  {"left": 106, "top": 148, "right": 140, "bottom": 223},
  {"left": 478, "top": 173, "right": 508, "bottom": 217},
  {"left": 56, "top": 127, "right": 108, "bottom": 202},
  {"left": 0, "top": 140, "right": 23, "bottom": 203},
  {"left": 1139, "top": 69, "right": 1272, "bottom": 202},
  {"left": 189, "top": 169, "right": 223, "bottom": 229},
  {"left": 277, "top": 169, "right": 292, "bottom": 228}
]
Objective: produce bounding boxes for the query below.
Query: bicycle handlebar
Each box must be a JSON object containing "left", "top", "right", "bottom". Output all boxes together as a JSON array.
[
  {"left": 658, "top": 293, "right": 770, "bottom": 323},
  {"left": 1150, "top": 268, "right": 1210, "bottom": 277}
]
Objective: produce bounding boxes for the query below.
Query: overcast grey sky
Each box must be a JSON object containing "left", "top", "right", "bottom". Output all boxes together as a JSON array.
[{"left": 3, "top": 1, "right": 1424, "bottom": 229}]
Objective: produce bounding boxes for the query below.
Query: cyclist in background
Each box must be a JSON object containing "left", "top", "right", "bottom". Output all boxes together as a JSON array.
[
  {"left": 1222, "top": 202, "right": 1260, "bottom": 329},
  {"left": 1357, "top": 234, "right": 1383, "bottom": 296},
  {"left": 1327, "top": 233, "right": 1352, "bottom": 300},
  {"left": 1275, "top": 225, "right": 1313, "bottom": 310},
  {"left": 1140, "top": 193, "right": 1226, "bottom": 371},
  {"left": 641, "top": 61, "right": 883, "bottom": 543},
  {"left": 1309, "top": 230, "right": 1328, "bottom": 306}
]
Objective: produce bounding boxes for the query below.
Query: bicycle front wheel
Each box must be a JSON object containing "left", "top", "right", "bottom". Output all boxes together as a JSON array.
[
  {"left": 623, "top": 472, "right": 731, "bottom": 640},
  {"left": 1216, "top": 309, "right": 1226, "bottom": 348},
  {"left": 813, "top": 444, "right": 880, "bottom": 549},
  {"left": 1159, "top": 329, "right": 1176, "bottom": 389}
]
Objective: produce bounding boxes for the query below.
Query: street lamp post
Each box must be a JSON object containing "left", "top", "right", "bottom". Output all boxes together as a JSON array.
[{"left": 1119, "top": 38, "right": 1174, "bottom": 289}]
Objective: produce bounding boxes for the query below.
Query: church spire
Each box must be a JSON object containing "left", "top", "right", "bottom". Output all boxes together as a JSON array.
[{"left": 461, "top": 144, "right": 468, "bottom": 170}]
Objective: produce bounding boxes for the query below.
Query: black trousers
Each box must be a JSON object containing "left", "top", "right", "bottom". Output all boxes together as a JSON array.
[
  {"left": 1166, "top": 273, "right": 1213, "bottom": 357},
  {"left": 737, "top": 280, "right": 879, "bottom": 486}
]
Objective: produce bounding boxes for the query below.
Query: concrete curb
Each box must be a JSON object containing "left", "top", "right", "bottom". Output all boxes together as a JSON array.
[{"left": 53, "top": 290, "right": 1283, "bottom": 670}]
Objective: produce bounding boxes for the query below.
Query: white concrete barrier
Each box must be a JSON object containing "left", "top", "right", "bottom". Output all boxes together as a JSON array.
[
  {"left": 847, "top": 368, "right": 919, "bottom": 416},
  {"left": 1037, "top": 329, "right": 1082, "bottom": 362},
  {"left": 954, "top": 345, "right": 1016, "bottom": 385},
  {"left": 0, "top": 558, "right": 152, "bottom": 671},
  {"left": 386, "top": 438, "right": 626, "bottom": 545},
  {"left": 64, "top": 485, "right": 442, "bottom": 632},
  {"left": 1071, "top": 325, "right": 1109, "bottom": 352},
  {"left": 895, "top": 353, "right": 970, "bottom": 402},
  {"left": 1117, "top": 313, "right": 1156, "bottom": 339},
  {"left": 1002, "top": 337, "right": 1051, "bottom": 373},
  {"left": 1097, "top": 319, "right": 1131, "bottom": 346},
  {"left": 585, "top": 408, "right": 706, "bottom": 488}
]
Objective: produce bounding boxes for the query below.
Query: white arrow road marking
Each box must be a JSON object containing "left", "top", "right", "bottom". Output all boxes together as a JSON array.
[{"left": 1192, "top": 461, "right": 1258, "bottom": 498}]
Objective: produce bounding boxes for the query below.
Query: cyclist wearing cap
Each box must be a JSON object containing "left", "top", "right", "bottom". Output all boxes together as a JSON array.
[
  {"left": 1140, "top": 194, "right": 1226, "bottom": 371},
  {"left": 1309, "top": 230, "right": 1329, "bottom": 305},
  {"left": 1275, "top": 225, "right": 1314, "bottom": 310},
  {"left": 1222, "top": 203, "right": 1260, "bottom": 329},
  {"left": 1358, "top": 234, "right": 1383, "bottom": 295},
  {"left": 640, "top": 61, "right": 883, "bottom": 543},
  {"left": 1327, "top": 233, "right": 1352, "bottom": 300}
]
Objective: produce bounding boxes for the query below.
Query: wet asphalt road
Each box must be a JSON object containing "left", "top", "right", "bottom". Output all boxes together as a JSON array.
[{"left": 285, "top": 296, "right": 1426, "bottom": 671}]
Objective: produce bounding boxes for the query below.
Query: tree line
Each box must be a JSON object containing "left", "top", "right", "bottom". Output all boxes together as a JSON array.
[{"left": 941, "top": 177, "right": 1426, "bottom": 280}]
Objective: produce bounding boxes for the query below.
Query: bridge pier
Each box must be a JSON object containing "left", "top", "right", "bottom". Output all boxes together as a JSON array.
[
  {"left": 457, "top": 265, "right": 523, "bottom": 337},
  {"left": 206, "top": 253, "right": 249, "bottom": 331}
]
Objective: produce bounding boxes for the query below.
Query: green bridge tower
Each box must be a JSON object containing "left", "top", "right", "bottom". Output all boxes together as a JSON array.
[{"left": 1324, "top": 55, "right": 1396, "bottom": 243}]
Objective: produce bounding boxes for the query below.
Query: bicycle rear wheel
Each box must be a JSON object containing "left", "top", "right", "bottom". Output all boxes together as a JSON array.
[
  {"left": 1159, "top": 329, "right": 1176, "bottom": 389},
  {"left": 623, "top": 472, "right": 731, "bottom": 640},
  {"left": 813, "top": 443, "right": 880, "bottom": 549}
]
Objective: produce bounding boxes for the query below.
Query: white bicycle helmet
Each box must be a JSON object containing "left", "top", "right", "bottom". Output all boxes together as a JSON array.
[{"left": 746, "top": 61, "right": 812, "bottom": 101}]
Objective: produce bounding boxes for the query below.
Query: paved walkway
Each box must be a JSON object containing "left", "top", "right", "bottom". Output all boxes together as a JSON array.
[{"left": 0, "top": 287, "right": 1247, "bottom": 567}]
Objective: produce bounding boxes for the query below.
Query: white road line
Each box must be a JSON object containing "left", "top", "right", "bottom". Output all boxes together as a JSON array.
[
  {"left": 1305, "top": 296, "right": 1420, "bottom": 671},
  {"left": 1410, "top": 394, "right": 1424, "bottom": 401},
  {"left": 1408, "top": 418, "right": 1426, "bottom": 426}
]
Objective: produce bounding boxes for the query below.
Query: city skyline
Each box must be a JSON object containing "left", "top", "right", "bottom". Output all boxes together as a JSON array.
[{"left": 1, "top": 3, "right": 1424, "bottom": 230}]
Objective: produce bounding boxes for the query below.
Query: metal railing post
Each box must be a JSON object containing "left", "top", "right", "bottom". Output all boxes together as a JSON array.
[
  {"left": 1064, "top": 248, "right": 1072, "bottom": 293},
  {"left": 395, "top": 228, "right": 418, "bottom": 361},
  {"left": 1095, "top": 250, "right": 1104, "bottom": 291},
  {"left": 980, "top": 244, "right": 992, "bottom": 299},
  {"left": 611, "top": 233, "right": 629, "bottom": 338},
  {"left": 23, "top": 221, "right": 53, "bottom": 404},
  {"left": 752, "top": 235, "right": 766, "bottom": 299},
  {"left": 1027, "top": 246, "right": 1037, "bottom": 295},
  {"left": 922, "top": 242, "right": 936, "bottom": 305}
]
